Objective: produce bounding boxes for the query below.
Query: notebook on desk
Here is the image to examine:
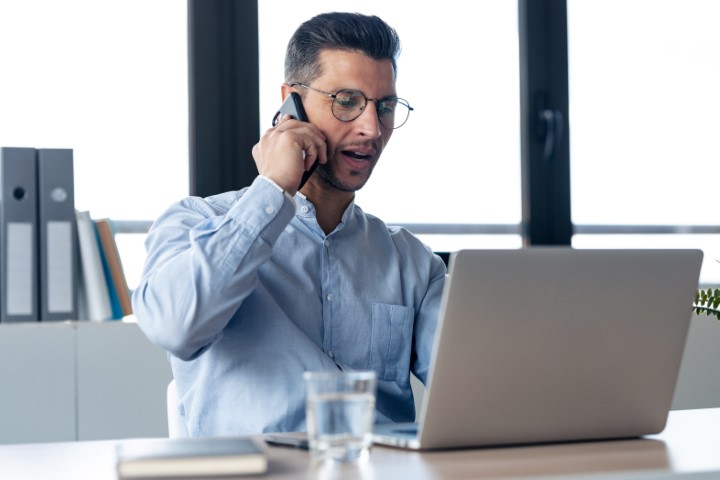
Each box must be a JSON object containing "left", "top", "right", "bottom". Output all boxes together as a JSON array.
[{"left": 373, "top": 248, "right": 704, "bottom": 450}]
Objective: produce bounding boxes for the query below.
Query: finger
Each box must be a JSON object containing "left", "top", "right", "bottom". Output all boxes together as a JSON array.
[
  {"left": 302, "top": 146, "right": 317, "bottom": 171},
  {"left": 300, "top": 136, "right": 327, "bottom": 168},
  {"left": 317, "top": 139, "right": 328, "bottom": 165}
]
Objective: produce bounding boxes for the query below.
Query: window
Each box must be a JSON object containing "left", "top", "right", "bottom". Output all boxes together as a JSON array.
[
  {"left": 567, "top": 0, "right": 720, "bottom": 283},
  {"left": 0, "top": 0, "right": 188, "bottom": 289},
  {"left": 258, "top": 0, "right": 523, "bottom": 252}
]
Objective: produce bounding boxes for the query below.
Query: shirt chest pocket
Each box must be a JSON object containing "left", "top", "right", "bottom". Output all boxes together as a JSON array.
[{"left": 369, "top": 303, "right": 415, "bottom": 383}]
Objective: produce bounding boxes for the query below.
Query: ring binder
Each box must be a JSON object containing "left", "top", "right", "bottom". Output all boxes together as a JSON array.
[
  {"left": 37, "top": 149, "right": 79, "bottom": 321},
  {"left": 0, "top": 147, "right": 39, "bottom": 322}
]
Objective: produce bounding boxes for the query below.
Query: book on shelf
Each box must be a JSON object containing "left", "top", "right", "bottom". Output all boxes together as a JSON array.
[
  {"left": 94, "top": 220, "right": 123, "bottom": 319},
  {"left": 115, "top": 436, "right": 268, "bottom": 479},
  {"left": 94, "top": 218, "right": 133, "bottom": 317},
  {"left": 75, "top": 210, "right": 113, "bottom": 321}
]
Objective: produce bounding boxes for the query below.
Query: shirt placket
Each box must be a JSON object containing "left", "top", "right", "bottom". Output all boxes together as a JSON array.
[{"left": 320, "top": 235, "right": 336, "bottom": 363}]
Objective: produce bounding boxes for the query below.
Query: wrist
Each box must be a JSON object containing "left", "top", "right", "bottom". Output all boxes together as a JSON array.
[{"left": 258, "top": 175, "right": 296, "bottom": 205}]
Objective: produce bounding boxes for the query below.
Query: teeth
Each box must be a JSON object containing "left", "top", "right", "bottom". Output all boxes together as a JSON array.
[{"left": 348, "top": 152, "right": 368, "bottom": 159}]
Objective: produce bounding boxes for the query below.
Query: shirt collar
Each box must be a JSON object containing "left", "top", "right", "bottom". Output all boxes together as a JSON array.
[{"left": 293, "top": 193, "right": 357, "bottom": 235}]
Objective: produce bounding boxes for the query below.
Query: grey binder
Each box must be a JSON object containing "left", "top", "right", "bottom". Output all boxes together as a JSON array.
[
  {"left": 37, "top": 149, "right": 78, "bottom": 321},
  {"left": 0, "top": 147, "right": 39, "bottom": 322}
]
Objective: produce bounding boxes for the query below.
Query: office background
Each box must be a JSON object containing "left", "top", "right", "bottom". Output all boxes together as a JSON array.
[{"left": 0, "top": 0, "right": 719, "bottom": 443}]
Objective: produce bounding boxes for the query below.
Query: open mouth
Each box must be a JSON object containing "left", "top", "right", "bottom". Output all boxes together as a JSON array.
[
  {"left": 343, "top": 150, "right": 372, "bottom": 160},
  {"left": 338, "top": 143, "right": 379, "bottom": 172},
  {"left": 341, "top": 150, "right": 374, "bottom": 172}
]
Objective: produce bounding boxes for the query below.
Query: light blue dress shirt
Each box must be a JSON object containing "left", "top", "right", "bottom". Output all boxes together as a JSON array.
[{"left": 132, "top": 176, "right": 447, "bottom": 435}]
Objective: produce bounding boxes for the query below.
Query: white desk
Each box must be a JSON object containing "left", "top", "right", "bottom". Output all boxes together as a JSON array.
[{"left": 1, "top": 408, "right": 720, "bottom": 479}]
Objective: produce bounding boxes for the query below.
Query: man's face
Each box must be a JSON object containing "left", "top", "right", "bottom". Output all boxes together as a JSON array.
[{"left": 300, "top": 49, "right": 396, "bottom": 193}]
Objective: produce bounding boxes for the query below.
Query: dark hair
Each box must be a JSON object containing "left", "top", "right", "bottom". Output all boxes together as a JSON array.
[{"left": 284, "top": 12, "right": 401, "bottom": 85}]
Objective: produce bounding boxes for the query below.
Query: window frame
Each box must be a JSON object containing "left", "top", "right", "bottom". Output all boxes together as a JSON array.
[{"left": 184, "top": 0, "right": 719, "bottom": 284}]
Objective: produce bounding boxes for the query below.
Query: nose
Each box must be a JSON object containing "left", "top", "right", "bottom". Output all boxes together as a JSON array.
[{"left": 354, "top": 102, "right": 382, "bottom": 139}]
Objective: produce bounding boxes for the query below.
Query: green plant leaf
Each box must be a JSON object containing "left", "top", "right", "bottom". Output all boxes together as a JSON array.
[{"left": 693, "top": 288, "right": 720, "bottom": 321}]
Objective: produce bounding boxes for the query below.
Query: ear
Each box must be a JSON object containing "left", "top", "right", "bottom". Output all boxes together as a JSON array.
[{"left": 281, "top": 84, "right": 292, "bottom": 102}]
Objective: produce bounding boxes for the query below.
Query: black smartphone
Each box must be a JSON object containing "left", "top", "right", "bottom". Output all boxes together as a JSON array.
[
  {"left": 264, "top": 432, "right": 309, "bottom": 450},
  {"left": 272, "top": 92, "right": 318, "bottom": 190}
]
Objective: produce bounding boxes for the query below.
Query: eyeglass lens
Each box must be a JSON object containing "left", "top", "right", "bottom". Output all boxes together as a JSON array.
[{"left": 332, "top": 90, "right": 410, "bottom": 129}]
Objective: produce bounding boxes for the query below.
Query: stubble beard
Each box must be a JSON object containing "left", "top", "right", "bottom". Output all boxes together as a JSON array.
[{"left": 316, "top": 161, "right": 373, "bottom": 193}]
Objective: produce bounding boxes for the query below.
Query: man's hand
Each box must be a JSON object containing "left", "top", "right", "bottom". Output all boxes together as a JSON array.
[{"left": 252, "top": 116, "right": 327, "bottom": 195}]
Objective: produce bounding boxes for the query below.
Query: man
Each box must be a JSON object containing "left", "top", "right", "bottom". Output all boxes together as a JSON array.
[{"left": 132, "top": 12, "right": 446, "bottom": 436}]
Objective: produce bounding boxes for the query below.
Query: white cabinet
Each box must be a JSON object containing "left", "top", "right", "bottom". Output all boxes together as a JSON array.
[
  {"left": 0, "top": 323, "right": 75, "bottom": 443},
  {"left": 1, "top": 314, "right": 719, "bottom": 445},
  {"left": 0, "top": 321, "right": 172, "bottom": 444},
  {"left": 672, "top": 313, "right": 720, "bottom": 410}
]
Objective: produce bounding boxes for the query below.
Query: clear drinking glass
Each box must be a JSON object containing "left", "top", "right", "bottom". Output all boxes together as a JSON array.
[{"left": 303, "top": 370, "right": 377, "bottom": 463}]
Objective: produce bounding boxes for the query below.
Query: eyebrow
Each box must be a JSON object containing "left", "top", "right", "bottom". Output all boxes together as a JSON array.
[{"left": 332, "top": 87, "right": 399, "bottom": 100}]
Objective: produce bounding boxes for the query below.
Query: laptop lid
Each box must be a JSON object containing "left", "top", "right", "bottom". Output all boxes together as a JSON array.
[{"left": 375, "top": 248, "right": 703, "bottom": 450}]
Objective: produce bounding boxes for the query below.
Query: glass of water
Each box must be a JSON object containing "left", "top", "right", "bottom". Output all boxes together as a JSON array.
[{"left": 303, "top": 370, "right": 377, "bottom": 463}]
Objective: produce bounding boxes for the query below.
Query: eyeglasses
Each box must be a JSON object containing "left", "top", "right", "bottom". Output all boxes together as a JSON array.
[{"left": 289, "top": 82, "right": 413, "bottom": 129}]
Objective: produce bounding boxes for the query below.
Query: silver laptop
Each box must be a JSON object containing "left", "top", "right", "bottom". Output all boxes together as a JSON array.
[{"left": 373, "top": 248, "right": 703, "bottom": 450}]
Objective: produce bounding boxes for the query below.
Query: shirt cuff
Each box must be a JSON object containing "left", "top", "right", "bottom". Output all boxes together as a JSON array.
[{"left": 258, "top": 175, "right": 296, "bottom": 207}]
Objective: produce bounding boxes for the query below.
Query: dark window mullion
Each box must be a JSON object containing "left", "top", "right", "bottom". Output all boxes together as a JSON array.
[
  {"left": 519, "top": 0, "right": 572, "bottom": 246},
  {"left": 188, "top": 0, "right": 259, "bottom": 198}
]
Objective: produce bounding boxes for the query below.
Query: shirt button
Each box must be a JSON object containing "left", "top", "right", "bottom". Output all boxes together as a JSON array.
[
  {"left": 301, "top": 205, "right": 309, "bottom": 213},
  {"left": 326, "top": 294, "right": 334, "bottom": 302},
  {"left": 265, "top": 205, "right": 274, "bottom": 214},
  {"left": 328, "top": 351, "right": 335, "bottom": 359},
  {"left": 324, "top": 240, "right": 330, "bottom": 247}
]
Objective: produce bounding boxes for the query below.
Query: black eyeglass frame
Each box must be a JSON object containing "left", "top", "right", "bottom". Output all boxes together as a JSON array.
[{"left": 288, "top": 82, "right": 414, "bottom": 129}]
